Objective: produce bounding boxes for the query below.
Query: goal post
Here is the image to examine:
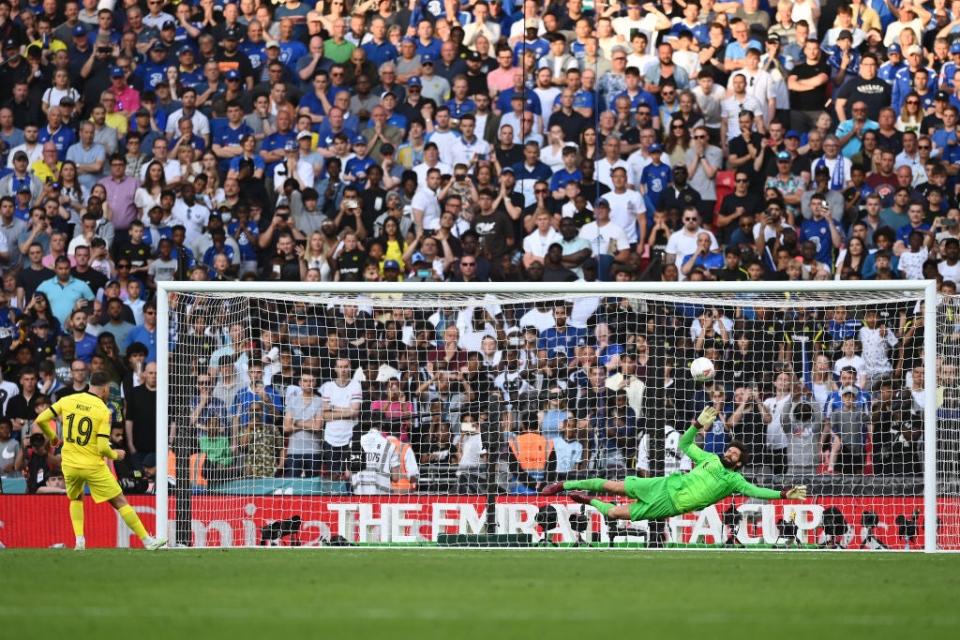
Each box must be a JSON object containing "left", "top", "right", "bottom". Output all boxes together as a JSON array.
[{"left": 154, "top": 280, "right": 954, "bottom": 551}]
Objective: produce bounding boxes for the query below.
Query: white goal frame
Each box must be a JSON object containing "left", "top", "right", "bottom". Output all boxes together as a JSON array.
[{"left": 155, "top": 280, "right": 941, "bottom": 551}]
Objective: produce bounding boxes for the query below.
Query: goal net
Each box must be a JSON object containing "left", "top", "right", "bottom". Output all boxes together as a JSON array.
[{"left": 155, "top": 282, "right": 959, "bottom": 551}]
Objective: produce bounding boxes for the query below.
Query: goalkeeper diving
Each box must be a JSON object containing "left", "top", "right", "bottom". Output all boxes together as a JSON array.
[{"left": 541, "top": 407, "right": 807, "bottom": 520}]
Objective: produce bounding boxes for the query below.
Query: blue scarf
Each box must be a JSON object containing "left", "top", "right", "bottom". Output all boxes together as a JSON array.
[{"left": 814, "top": 155, "right": 846, "bottom": 191}]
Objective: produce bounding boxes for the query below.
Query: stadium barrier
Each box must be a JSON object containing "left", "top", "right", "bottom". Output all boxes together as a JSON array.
[{"left": 3, "top": 494, "right": 956, "bottom": 549}]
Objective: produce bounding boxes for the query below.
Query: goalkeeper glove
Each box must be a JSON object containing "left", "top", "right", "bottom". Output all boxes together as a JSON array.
[
  {"left": 782, "top": 485, "right": 807, "bottom": 500},
  {"left": 695, "top": 406, "right": 718, "bottom": 429}
]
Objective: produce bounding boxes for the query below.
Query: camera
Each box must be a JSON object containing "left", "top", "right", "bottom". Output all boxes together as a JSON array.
[{"left": 29, "top": 433, "right": 46, "bottom": 449}]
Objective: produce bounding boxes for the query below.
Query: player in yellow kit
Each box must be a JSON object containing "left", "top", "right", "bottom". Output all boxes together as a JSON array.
[{"left": 34, "top": 371, "right": 165, "bottom": 550}]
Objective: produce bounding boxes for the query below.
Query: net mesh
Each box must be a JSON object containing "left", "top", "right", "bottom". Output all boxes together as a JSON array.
[{"left": 159, "top": 287, "right": 960, "bottom": 550}]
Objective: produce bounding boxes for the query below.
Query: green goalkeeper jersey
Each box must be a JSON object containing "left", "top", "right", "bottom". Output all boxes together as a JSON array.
[{"left": 664, "top": 426, "right": 783, "bottom": 513}]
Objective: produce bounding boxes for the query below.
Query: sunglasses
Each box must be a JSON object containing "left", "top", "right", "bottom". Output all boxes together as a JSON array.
[
  {"left": 693, "top": 135, "right": 707, "bottom": 140},
  {"left": 683, "top": 217, "right": 698, "bottom": 222},
  {"left": 735, "top": 178, "right": 749, "bottom": 183},
  {"left": 919, "top": 145, "right": 931, "bottom": 149}
]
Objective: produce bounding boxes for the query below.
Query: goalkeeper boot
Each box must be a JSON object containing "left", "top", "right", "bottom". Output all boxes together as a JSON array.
[
  {"left": 567, "top": 491, "right": 592, "bottom": 506},
  {"left": 144, "top": 537, "right": 167, "bottom": 551},
  {"left": 540, "top": 482, "right": 565, "bottom": 496}
]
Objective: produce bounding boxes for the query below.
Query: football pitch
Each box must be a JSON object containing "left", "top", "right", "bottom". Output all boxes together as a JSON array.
[{"left": 2, "top": 550, "right": 958, "bottom": 640}]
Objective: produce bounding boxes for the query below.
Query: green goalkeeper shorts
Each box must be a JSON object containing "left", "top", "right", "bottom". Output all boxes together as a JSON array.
[{"left": 624, "top": 476, "right": 680, "bottom": 521}]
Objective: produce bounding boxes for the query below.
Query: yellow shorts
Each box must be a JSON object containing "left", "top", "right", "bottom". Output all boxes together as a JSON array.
[{"left": 64, "top": 465, "right": 123, "bottom": 503}]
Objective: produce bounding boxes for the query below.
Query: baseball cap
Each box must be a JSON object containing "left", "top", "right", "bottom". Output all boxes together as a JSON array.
[
  {"left": 223, "top": 27, "right": 241, "bottom": 40},
  {"left": 283, "top": 140, "right": 297, "bottom": 151},
  {"left": 352, "top": 134, "right": 368, "bottom": 145},
  {"left": 150, "top": 41, "right": 167, "bottom": 53},
  {"left": 500, "top": 166, "right": 514, "bottom": 174},
  {"left": 766, "top": 33, "right": 780, "bottom": 43},
  {"left": 407, "top": 76, "right": 422, "bottom": 87},
  {"left": 776, "top": 151, "right": 791, "bottom": 162},
  {"left": 225, "top": 69, "right": 240, "bottom": 81},
  {"left": 936, "top": 90, "right": 951, "bottom": 102},
  {"left": 265, "top": 40, "right": 280, "bottom": 49},
  {"left": 16, "top": 183, "right": 31, "bottom": 193},
  {"left": 178, "top": 45, "right": 193, "bottom": 56},
  {"left": 411, "top": 252, "right": 429, "bottom": 264},
  {"left": 3, "top": 38, "right": 17, "bottom": 51},
  {"left": 73, "top": 25, "right": 87, "bottom": 37},
  {"left": 837, "top": 29, "right": 853, "bottom": 41},
  {"left": 296, "top": 130, "right": 313, "bottom": 140},
  {"left": 111, "top": 66, "right": 125, "bottom": 77},
  {"left": 161, "top": 21, "right": 176, "bottom": 31},
  {"left": 383, "top": 260, "right": 401, "bottom": 271},
  {"left": 421, "top": 54, "right": 434, "bottom": 65},
  {"left": 60, "top": 97, "right": 75, "bottom": 107},
  {"left": 951, "top": 42, "right": 960, "bottom": 55},
  {"left": 32, "top": 318, "right": 49, "bottom": 329},
  {"left": 785, "top": 130, "right": 800, "bottom": 139},
  {"left": 906, "top": 44, "right": 922, "bottom": 56},
  {"left": 468, "top": 50, "right": 482, "bottom": 62},
  {"left": 381, "top": 143, "right": 395, "bottom": 156},
  {"left": 596, "top": 198, "right": 610, "bottom": 208},
  {"left": 888, "top": 43, "right": 902, "bottom": 55},
  {"left": 841, "top": 385, "right": 858, "bottom": 396},
  {"left": 380, "top": 90, "right": 396, "bottom": 100}
]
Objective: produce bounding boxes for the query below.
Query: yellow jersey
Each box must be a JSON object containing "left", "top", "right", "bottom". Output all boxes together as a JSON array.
[{"left": 37, "top": 392, "right": 116, "bottom": 470}]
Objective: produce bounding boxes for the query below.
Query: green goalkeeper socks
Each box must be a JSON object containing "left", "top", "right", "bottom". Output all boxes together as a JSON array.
[
  {"left": 563, "top": 478, "right": 608, "bottom": 492},
  {"left": 590, "top": 499, "right": 614, "bottom": 517}
]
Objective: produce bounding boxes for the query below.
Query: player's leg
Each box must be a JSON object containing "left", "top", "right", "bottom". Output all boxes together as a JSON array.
[
  {"left": 107, "top": 493, "right": 166, "bottom": 549},
  {"left": 63, "top": 469, "right": 87, "bottom": 550},
  {"left": 69, "top": 500, "right": 85, "bottom": 548},
  {"left": 542, "top": 478, "right": 628, "bottom": 495},
  {"left": 567, "top": 492, "right": 632, "bottom": 519},
  {"left": 88, "top": 464, "right": 165, "bottom": 549}
]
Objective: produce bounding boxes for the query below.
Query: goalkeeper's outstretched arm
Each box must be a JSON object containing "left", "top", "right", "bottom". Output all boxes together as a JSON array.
[
  {"left": 678, "top": 406, "right": 720, "bottom": 465},
  {"left": 736, "top": 476, "right": 807, "bottom": 501}
]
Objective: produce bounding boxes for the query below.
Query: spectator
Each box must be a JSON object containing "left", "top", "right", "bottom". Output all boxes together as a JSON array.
[
  {"left": 0, "top": 417, "right": 19, "bottom": 479},
  {"left": 823, "top": 385, "right": 869, "bottom": 474},
  {"left": 124, "top": 362, "right": 157, "bottom": 469},
  {"left": 35, "top": 256, "right": 94, "bottom": 325},
  {"left": 319, "top": 357, "right": 362, "bottom": 478},
  {"left": 759, "top": 371, "right": 792, "bottom": 475}
]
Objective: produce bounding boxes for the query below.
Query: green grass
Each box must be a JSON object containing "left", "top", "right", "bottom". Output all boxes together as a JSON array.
[{"left": 2, "top": 550, "right": 958, "bottom": 639}]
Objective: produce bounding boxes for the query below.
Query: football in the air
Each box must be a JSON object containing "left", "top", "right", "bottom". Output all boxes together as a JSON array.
[{"left": 690, "top": 357, "right": 716, "bottom": 382}]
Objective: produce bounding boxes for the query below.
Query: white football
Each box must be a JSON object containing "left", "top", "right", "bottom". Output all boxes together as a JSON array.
[{"left": 690, "top": 357, "right": 716, "bottom": 382}]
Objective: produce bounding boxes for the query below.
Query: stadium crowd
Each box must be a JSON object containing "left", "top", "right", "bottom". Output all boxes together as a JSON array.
[{"left": 0, "top": 0, "right": 955, "bottom": 497}]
